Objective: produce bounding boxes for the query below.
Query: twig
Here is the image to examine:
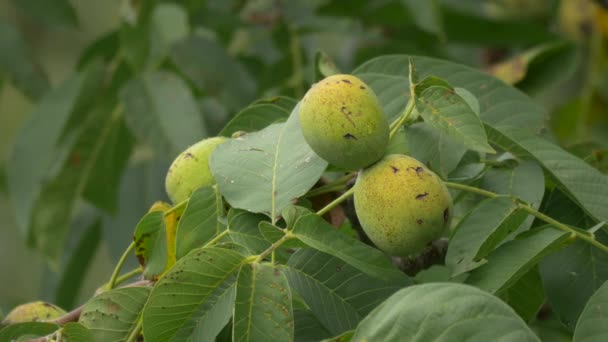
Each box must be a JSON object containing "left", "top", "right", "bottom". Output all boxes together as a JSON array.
[
  {"left": 108, "top": 241, "right": 135, "bottom": 290},
  {"left": 316, "top": 187, "right": 355, "bottom": 217},
  {"left": 445, "top": 181, "right": 608, "bottom": 253}
]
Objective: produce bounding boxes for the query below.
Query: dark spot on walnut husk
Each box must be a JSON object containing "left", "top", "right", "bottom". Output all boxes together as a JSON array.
[
  {"left": 342, "top": 79, "right": 352, "bottom": 84},
  {"left": 416, "top": 193, "right": 428, "bottom": 200},
  {"left": 444, "top": 208, "right": 450, "bottom": 223},
  {"left": 343, "top": 133, "right": 357, "bottom": 140},
  {"left": 416, "top": 167, "right": 424, "bottom": 174},
  {"left": 360, "top": 85, "right": 366, "bottom": 90},
  {"left": 416, "top": 218, "right": 423, "bottom": 224},
  {"left": 184, "top": 152, "right": 194, "bottom": 159},
  {"left": 390, "top": 165, "right": 399, "bottom": 173}
]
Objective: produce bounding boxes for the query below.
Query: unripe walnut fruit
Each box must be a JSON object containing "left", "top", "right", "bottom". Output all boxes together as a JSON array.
[
  {"left": 2, "top": 301, "right": 66, "bottom": 324},
  {"left": 165, "top": 137, "right": 228, "bottom": 203},
  {"left": 354, "top": 154, "right": 453, "bottom": 257},
  {"left": 299, "top": 74, "right": 389, "bottom": 170}
]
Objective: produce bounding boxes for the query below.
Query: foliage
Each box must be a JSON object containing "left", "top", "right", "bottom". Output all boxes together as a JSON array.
[{"left": 2, "top": 0, "right": 608, "bottom": 341}]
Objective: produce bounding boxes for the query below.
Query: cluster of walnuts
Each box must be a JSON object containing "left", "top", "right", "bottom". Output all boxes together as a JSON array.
[{"left": 164, "top": 74, "right": 453, "bottom": 258}]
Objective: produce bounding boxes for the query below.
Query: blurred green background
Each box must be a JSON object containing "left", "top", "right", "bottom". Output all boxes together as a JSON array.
[{"left": 0, "top": 0, "right": 607, "bottom": 316}]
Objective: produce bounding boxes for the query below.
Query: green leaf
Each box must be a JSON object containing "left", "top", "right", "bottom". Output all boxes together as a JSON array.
[
  {"left": 480, "top": 160, "right": 545, "bottom": 234},
  {"left": 488, "top": 127, "right": 608, "bottom": 224},
  {"left": 402, "top": 0, "right": 444, "bottom": 38},
  {"left": 101, "top": 159, "right": 168, "bottom": 263},
  {"left": 220, "top": 103, "right": 291, "bottom": 137},
  {"left": 314, "top": 51, "right": 341, "bottom": 82},
  {"left": 0, "top": 18, "right": 49, "bottom": 99},
  {"left": 532, "top": 319, "right": 573, "bottom": 342},
  {"left": 12, "top": 0, "right": 78, "bottom": 28},
  {"left": 142, "top": 247, "right": 246, "bottom": 341},
  {"left": 7, "top": 71, "right": 86, "bottom": 237},
  {"left": 77, "top": 31, "right": 119, "bottom": 69},
  {"left": 227, "top": 209, "right": 271, "bottom": 255},
  {"left": 81, "top": 113, "right": 134, "bottom": 213},
  {"left": 466, "top": 227, "right": 570, "bottom": 294},
  {"left": 414, "top": 75, "right": 452, "bottom": 95},
  {"left": 573, "top": 280, "right": 608, "bottom": 342},
  {"left": 210, "top": 105, "right": 327, "bottom": 222},
  {"left": 284, "top": 248, "right": 407, "bottom": 335},
  {"left": 414, "top": 265, "right": 468, "bottom": 284},
  {"left": 120, "top": 70, "right": 207, "bottom": 157},
  {"left": 79, "top": 287, "right": 150, "bottom": 342},
  {"left": 353, "top": 55, "right": 545, "bottom": 132},
  {"left": 175, "top": 186, "right": 223, "bottom": 259},
  {"left": 352, "top": 283, "right": 539, "bottom": 341},
  {"left": 148, "top": 3, "right": 189, "bottom": 67},
  {"left": 12, "top": 78, "right": 121, "bottom": 261},
  {"left": 120, "top": 20, "right": 149, "bottom": 72},
  {"left": 171, "top": 35, "right": 257, "bottom": 110},
  {"left": 405, "top": 122, "right": 468, "bottom": 178},
  {"left": 417, "top": 86, "right": 495, "bottom": 154},
  {"left": 441, "top": 5, "right": 555, "bottom": 46},
  {"left": 118, "top": 0, "right": 157, "bottom": 71},
  {"left": 291, "top": 213, "right": 409, "bottom": 282},
  {"left": 253, "top": 96, "right": 298, "bottom": 112},
  {"left": 62, "top": 322, "right": 94, "bottom": 342},
  {"left": 322, "top": 330, "right": 354, "bottom": 342},
  {"left": 487, "top": 42, "right": 577, "bottom": 88},
  {"left": 134, "top": 211, "right": 167, "bottom": 280},
  {"left": 539, "top": 189, "right": 608, "bottom": 330},
  {"left": 233, "top": 263, "right": 294, "bottom": 341},
  {"left": 354, "top": 55, "right": 606, "bottom": 234},
  {"left": 0, "top": 322, "right": 58, "bottom": 341},
  {"left": 293, "top": 308, "right": 332, "bottom": 342},
  {"left": 446, "top": 196, "right": 527, "bottom": 276},
  {"left": 501, "top": 267, "right": 545, "bottom": 322},
  {"left": 55, "top": 220, "right": 102, "bottom": 309}
]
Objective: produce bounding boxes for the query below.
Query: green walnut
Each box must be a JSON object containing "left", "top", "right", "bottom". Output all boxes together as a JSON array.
[
  {"left": 2, "top": 301, "right": 66, "bottom": 324},
  {"left": 165, "top": 136, "right": 228, "bottom": 203},
  {"left": 299, "top": 74, "right": 389, "bottom": 170},
  {"left": 354, "top": 154, "right": 453, "bottom": 257}
]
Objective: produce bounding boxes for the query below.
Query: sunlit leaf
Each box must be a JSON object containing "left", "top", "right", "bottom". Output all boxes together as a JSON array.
[{"left": 210, "top": 105, "right": 327, "bottom": 222}]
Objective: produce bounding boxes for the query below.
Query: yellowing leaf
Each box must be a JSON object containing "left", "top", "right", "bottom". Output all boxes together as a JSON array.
[{"left": 147, "top": 201, "right": 178, "bottom": 273}]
